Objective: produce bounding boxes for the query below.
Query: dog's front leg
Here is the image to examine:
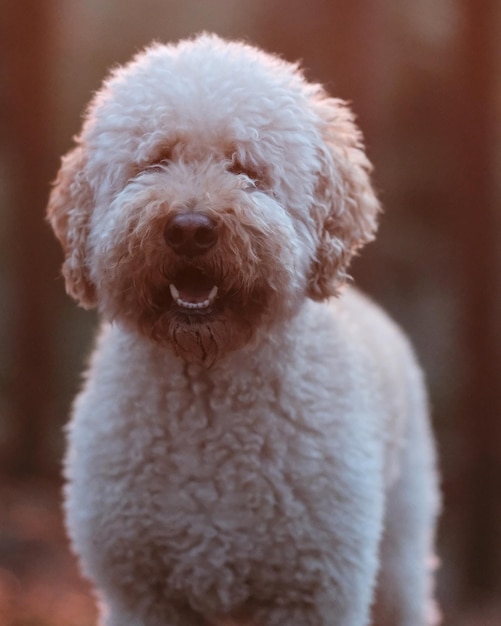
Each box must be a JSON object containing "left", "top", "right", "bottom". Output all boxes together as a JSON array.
[{"left": 234, "top": 473, "right": 386, "bottom": 626}]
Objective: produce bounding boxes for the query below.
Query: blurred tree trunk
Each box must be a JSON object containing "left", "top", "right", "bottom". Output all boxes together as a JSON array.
[
  {"left": 258, "top": 0, "right": 386, "bottom": 144},
  {"left": 257, "top": 0, "right": 387, "bottom": 289},
  {"left": 451, "top": 0, "right": 501, "bottom": 603},
  {"left": 2, "top": 1, "right": 60, "bottom": 476}
]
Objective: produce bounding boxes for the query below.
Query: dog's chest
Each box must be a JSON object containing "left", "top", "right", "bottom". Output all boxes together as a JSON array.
[
  {"left": 121, "top": 369, "right": 321, "bottom": 537},
  {"left": 81, "top": 363, "right": 345, "bottom": 609}
]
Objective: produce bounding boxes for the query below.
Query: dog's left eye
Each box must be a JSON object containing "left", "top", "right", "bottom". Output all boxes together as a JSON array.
[
  {"left": 227, "top": 160, "right": 265, "bottom": 188},
  {"left": 145, "top": 157, "right": 171, "bottom": 172}
]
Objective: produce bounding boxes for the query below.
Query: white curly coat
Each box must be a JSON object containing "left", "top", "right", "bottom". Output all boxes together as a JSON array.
[{"left": 48, "top": 34, "right": 440, "bottom": 626}]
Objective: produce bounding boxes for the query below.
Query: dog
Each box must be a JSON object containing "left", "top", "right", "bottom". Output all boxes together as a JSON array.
[{"left": 47, "top": 34, "right": 440, "bottom": 626}]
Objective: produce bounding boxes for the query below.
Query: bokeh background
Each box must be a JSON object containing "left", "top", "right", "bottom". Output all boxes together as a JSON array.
[{"left": 1, "top": 1, "right": 500, "bottom": 624}]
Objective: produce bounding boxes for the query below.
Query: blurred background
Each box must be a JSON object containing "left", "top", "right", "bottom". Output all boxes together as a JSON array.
[{"left": 1, "top": 0, "right": 500, "bottom": 624}]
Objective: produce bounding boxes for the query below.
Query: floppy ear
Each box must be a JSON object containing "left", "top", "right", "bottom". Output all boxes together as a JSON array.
[
  {"left": 47, "top": 145, "right": 97, "bottom": 308},
  {"left": 307, "top": 96, "right": 381, "bottom": 301}
]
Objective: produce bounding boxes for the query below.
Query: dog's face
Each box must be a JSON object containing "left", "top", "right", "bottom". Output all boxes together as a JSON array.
[{"left": 48, "top": 34, "right": 380, "bottom": 366}]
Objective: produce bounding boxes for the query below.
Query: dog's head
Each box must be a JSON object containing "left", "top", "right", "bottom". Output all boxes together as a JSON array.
[{"left": 48, "top": 34, "right": 380, "bottom": 366}]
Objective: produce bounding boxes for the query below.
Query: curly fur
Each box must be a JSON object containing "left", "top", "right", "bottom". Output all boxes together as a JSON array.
[{"left": 48, "top": 34, "right": 440, "bottom": 625}]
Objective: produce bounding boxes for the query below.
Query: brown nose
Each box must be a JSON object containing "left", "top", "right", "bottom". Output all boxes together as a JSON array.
[{"left": 163, "top": 212, "right": 218, "bottom": 257}]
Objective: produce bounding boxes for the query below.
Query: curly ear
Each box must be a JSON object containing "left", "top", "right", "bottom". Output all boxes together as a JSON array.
[
  {"left": 47, "top": 145, "right": 97, "bottom": 308},
  {"left": 307, "top": 96, "right": 381, "bottom": 301}
]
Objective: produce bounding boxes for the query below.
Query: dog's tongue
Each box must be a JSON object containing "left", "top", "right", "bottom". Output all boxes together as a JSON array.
[
  {"left": 176, "top": 268, "right": 213, "bottom": 301},
  {"left": 178, "top": 284, "right": 212, "bottom": 303},
  {"left": 169, "top": 267, "right": 218, "bottom": 308}
]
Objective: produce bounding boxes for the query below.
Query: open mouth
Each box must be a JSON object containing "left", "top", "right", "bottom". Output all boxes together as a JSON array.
[{"left": 169, "top": 267, "right": 218, "bottom": 311}]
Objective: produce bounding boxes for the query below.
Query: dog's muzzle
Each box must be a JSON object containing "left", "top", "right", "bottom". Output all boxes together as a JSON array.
[{"left": 163, "top": 212, "right": 219, "bottom": 312}]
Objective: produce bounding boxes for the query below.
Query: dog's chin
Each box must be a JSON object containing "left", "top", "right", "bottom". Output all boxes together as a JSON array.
[
  {"left": 130, "top": 280, "right": 269, "bottom": 368},
  {"left": 166, "top": 310, "right": 254, "bottom": 368}
]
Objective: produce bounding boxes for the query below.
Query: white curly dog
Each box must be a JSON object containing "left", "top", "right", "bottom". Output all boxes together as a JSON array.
[{"left": 48, "top": 34, "right": 440, "bottom": 626}]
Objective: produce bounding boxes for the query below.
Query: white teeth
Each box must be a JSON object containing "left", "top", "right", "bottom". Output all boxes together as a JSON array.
[{"left": 169, "top": 284, "right": 218, "bottom": 310}]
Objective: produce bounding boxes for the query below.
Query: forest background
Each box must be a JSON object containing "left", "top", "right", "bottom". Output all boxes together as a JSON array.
[{"left": 1, "top": 1, "right": 500, "bottom": 624}]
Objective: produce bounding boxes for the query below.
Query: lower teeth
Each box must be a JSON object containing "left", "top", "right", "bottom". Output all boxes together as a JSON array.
[
  {"left": 169, "top": 284, "right": 218, "bottom": 310},
  {"left": 176, "top": 298, "right": 210, "bottom": 309}
]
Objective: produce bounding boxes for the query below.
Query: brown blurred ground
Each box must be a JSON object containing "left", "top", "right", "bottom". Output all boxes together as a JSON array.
[{"left": 0, "top": 481, "right": 96, "bottom": 626}]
